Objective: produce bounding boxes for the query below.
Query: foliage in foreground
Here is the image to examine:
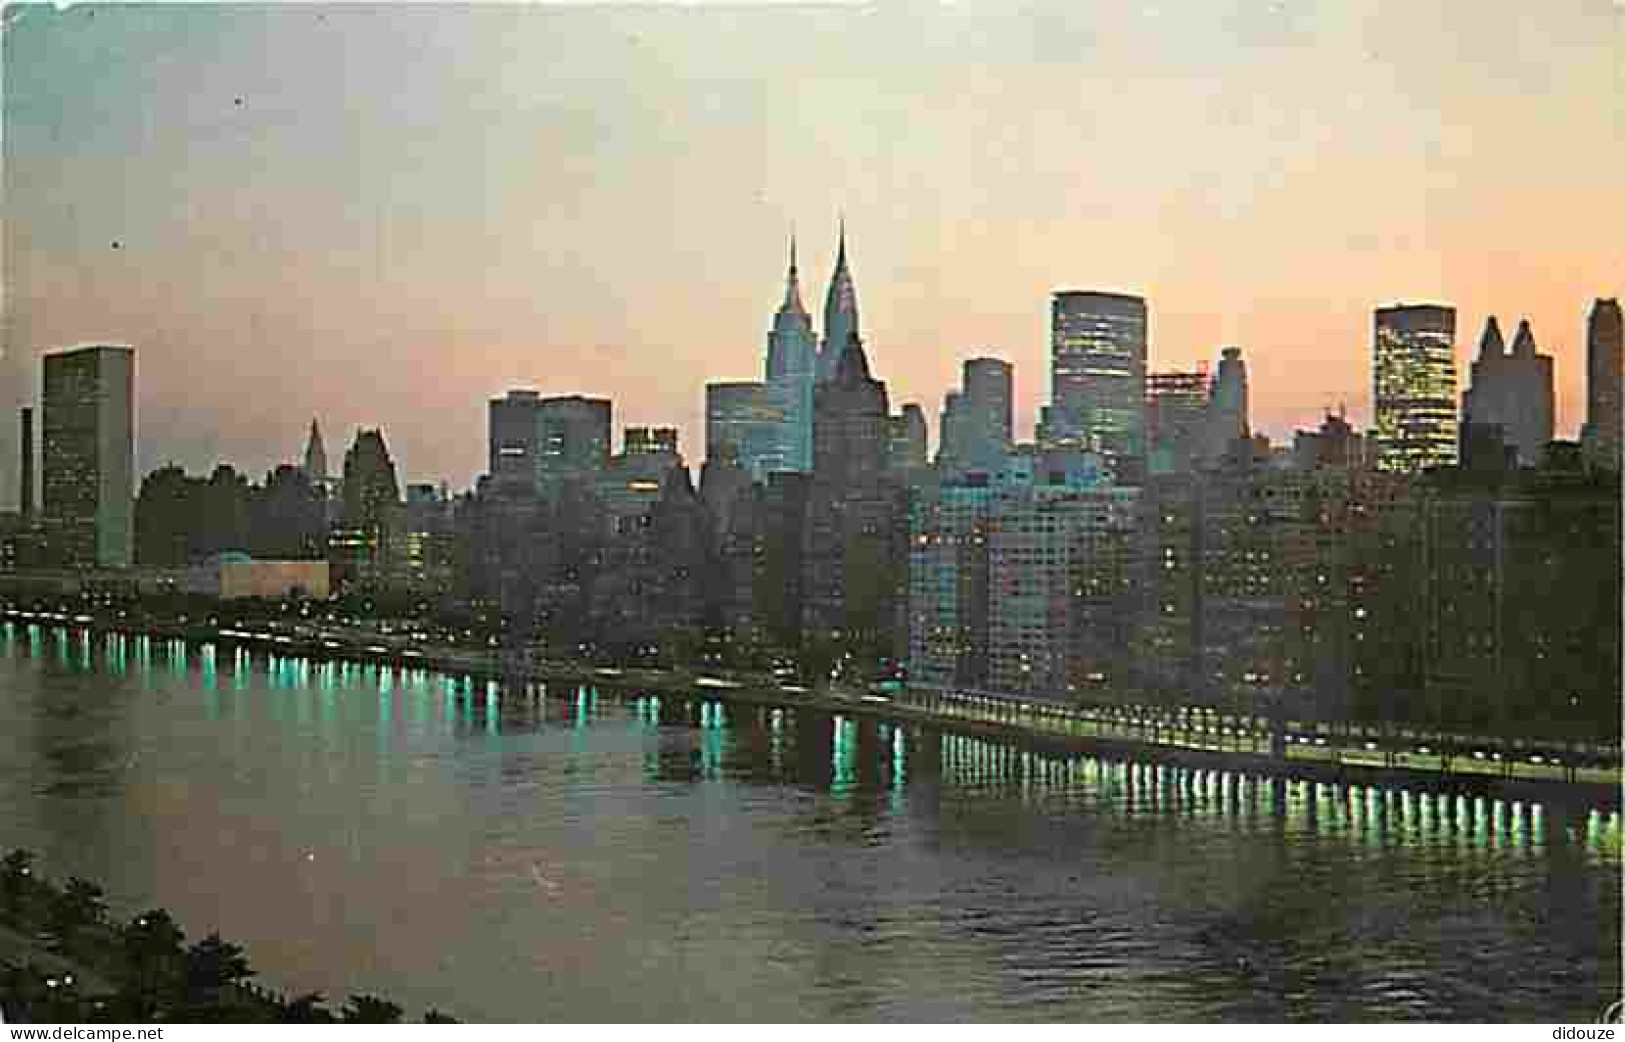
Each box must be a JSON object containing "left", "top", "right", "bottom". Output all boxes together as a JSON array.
[{"left": 0, "top": 849, "right": 459, "bottom": 1024}]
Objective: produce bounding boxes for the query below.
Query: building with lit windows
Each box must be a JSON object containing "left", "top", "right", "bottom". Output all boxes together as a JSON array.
[
  {"left": 1373, "top": 303, "right": 1457, "bottom": 473},
  {"left": 1420, "top": 464, "right": 1620, "bottom": 738},
  {"left": 488, "top": 390, "right": 545, "bottom": 490},
  {"left": 987, "top": 484, "right": 1140, "bottom": 698},
  {"left": 536, "top": 395, "right": 611, "bottom": 487},
  {"left": 624, "top": 426, "right": 679, "bottom": 457},
  {"left": 1146, "top": 368, "right": 1209, "bottom": 475},
  {"left": 940, "top": 357, "right": 1013, "bottom": 475},
  {"left": 802, "top": 338, "right": 901, "bottom": 669},
  {"left": 907, "top": 479, "right": 994, "bottom": 688},
  {"left": 41, "top": 344, "right": 135, "bottom": 569},
  {"left": 1045, "top": 291, "right": 1147, "bottom": 484}
]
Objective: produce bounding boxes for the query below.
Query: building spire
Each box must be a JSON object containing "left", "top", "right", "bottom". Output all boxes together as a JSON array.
[
  {"left": 1479, "top": 315, "right": 1506, "bottom": 359},
  {"left": 780, "top": 230, "right": 806, "bottom": 315},
  {"left": 819, "top": 214, "right": 861, "bottom": 381},
  {"left": 303, "top": 417, "right": 329, "bottom": 484},
  {"left": 1511, "top": 318, "right": 1537, "bottom": 356}
]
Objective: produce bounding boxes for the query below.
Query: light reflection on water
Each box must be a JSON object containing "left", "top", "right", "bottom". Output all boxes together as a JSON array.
[{"left": 0, "top": 622, "right": 1619, "bottom": 1023}]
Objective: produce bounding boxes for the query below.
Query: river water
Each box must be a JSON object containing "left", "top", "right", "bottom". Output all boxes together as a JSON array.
[{"left": 1, "top": 624, "right": 1618, "bottom": 1022}]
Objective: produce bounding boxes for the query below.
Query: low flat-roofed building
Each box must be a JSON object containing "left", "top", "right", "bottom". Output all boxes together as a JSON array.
[{"left": 183, "top": 555, "right": 330, "bottom": 600}]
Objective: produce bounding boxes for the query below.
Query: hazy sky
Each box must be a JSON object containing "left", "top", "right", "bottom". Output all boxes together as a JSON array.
[{"left": 3, "top": 0, "right": 1621, "bottom": 498}]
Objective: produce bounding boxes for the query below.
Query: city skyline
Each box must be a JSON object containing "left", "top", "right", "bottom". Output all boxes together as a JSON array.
[{"left": 4, "top": 1, "right": 1622, "bottom": 496}]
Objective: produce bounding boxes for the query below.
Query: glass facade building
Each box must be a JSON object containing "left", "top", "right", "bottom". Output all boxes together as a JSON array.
[
  {"left": 705, "top": 381, "right": 784, "bottom": 482},
  {"left": 41, "top": 344, "right": 135, "bottom": 569},
  {"left": 1048, "top": 291, "right": 1147, "bottom": 483},
  {"left": 1373, "top": 304, "right": 1457, "bottom": 474}
]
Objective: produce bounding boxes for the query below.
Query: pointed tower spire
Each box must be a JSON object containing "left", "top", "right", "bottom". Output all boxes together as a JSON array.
[
  {"left": 1479, "top": 316, "right": 1506, "bottom": 359},
  {"left": 780, "top": 230, "right": 806, "bottom": 315},
  {"left": 834, "top": 328, "right": 872, "bottom": 384},
  {"left": 1511, "top": 318, "right": 1537, "bottom": 356},
  {"left": 302, "top": 417, "right": 329, "bottom": 485},
  {"left": 819, "top": 214, "right": 861, "bottom": 382}
]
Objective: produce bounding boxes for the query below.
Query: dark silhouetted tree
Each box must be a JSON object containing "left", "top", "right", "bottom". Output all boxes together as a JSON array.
[
  {"left": 343, "top": 994, "right": 404, "bottom": 1023},
  {"left": 184, "top": 932, "right": 254, "bottom": 999},
  {"left": 1, "top": 849, "right": 36, "bottom": 917},
  {"left": 121, "top": 909, "right": 186, "bottom": 1016},
  {"left": 49, "top": 877, "right": 108, "bottom": 937}
]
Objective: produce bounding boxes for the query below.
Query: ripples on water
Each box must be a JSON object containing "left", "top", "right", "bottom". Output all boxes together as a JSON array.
[{"left": 0, "top": 625, "right": 1619, "bottom": 1022}]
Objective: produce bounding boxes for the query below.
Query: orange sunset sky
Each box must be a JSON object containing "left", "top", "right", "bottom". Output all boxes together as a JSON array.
[{"left": 3, "top": 1, "right": 1621, "bottom": 498}]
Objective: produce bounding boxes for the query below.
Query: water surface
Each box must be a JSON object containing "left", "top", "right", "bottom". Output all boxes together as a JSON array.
[{"left": 1, "top": 625, "right": 1618, "bottom": 1021}]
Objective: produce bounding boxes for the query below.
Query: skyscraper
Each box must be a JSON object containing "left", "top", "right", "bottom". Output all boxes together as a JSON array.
[
  {"left": 938, "top": 392, "right": 965, "bottom": 468},
  {"left": 488, "top": 390, "right": 544, "bottom": 489},
  {"left": 1373, "top": 303, "right": 1458, "bottom": 473},
  {"left": 887, "top": 403, "right": 928, "bottom": 473},
  {"left": 1145, "top": 368, "right": 1209, "bottom": 475},
  {"left": 341, "top": 429, "right": 401, "bottom": 531},
  {"left": 41, "top": 344, "right": 135, "bottom": 569},
  {"left": 812, "top": 337, "right": 891, "bottom": 488},
  {"left": 1047, "top": 291, "right": 1147, "bottom": 483},
  {"left": 816, "top": 220, "right": 861, "bottom": 383},
  {"left": 1461, "top": 316, "right": 1554, "bottom": 468},
  {"left": 334, "top": 428, "right": 402, "bottom": 591},
  {"left": 1202, "top": 347, "right": 1250, "bottom": 465},
  {"left": 302, "top": 418, "right": 330, "bottom": 492},
  {"left": 939, "top": 357, "right": 1014, "bottom": 474},
  {"left": 705, "top": 382, "right": 783, "bottom": 481},
  {"left": 962, "top": 356, "right": 1013, "bottom": 471},
  {"left": 804, "top": 335, "right": 899, "bottom": 663},
  {"left": 18, "top": 407, "right": 33, "bottom": 519},
  {"left": 624, "top": 426, "right": 679, "bottom": 457},
  {"left": 1582, "top": 298, "right": 1623, "bottom": 473},
  {"left": 765, "top": 235, "right": 817, "bottom": 472},
  {"left": 537, "top": 395, "right": 612, "bottom": 487}
]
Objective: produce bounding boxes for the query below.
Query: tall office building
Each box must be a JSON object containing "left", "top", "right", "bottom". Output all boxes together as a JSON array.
[
  {"left": 1202, "top": 347, "right": 1250, "bottom": 465},
  {"left": 41, "top": 345, "right": 135, "bottom": 569},
  {"left": 18, "top": 407, "right": 33, "bottom": 519},
  {"left": 1047, "top": 291, "right": 1147, "bottom": 483},
  {"left": 938, "top": 357, "right": 1013, "bottom": 474},
  {"left": 1582, "top": 298, "right": 1623, "bottom": 472},
  {"left": 765, "top": 235, "right": 817, "bottom": 472},
  {"left": 1461, "top": 316, "right": 1553, "bottom": 468},
  {"left": 341, "top": 429, "right": 401, "bottom": 530},
  {"left": 624, "top": 426, "right": 679, "bottom": 457},
  {"left": 938, "top": 392, "right": 966, "bottom": 468},
  {"left": 816, "top": 221, "right": 862, "bottom": 383},
  {"left": 333, "top": 428, "right": 403, "bottom": 591},
  {"left": 907, "top": 482, "right": 995, "bottom": 689},
  {"left": 812, "top": 338, "right": 891, "bottom": 488},
  {"left": 803, "top": 336, "right": 898, "bottom": 661},
  {"left": 1373, "top": 303, "right": 1458, "bottom": 473},
  {"left": 1145, "top": 368, "right": 1209, "bottom": 474},
  {"left": 962, "top": 357, "right": 1013, "bottom": 472},
  {"left": 705, "top": 382, "right": 783, "bottom": 481},
  {"left": 488, "top": 390, "right": 544, "bottom": 488},
  {"left": 301, "top": 417, "right": 330, "bottom": 495},
  {"left": 537, "top": 395, "right": 612, "bottom": 486},
  {"left": 887, "top": 404, "right": 928, "bottom": 473}
]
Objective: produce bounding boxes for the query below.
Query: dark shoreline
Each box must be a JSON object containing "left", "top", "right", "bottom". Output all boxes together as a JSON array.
[{"left": 5, "top": 608, "right": 1618, "bottom": 813}]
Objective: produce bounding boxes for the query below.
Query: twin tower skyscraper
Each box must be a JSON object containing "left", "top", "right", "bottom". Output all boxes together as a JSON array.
[{"left": 760, "top": 221, "right": 865, "bottom": 474}]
